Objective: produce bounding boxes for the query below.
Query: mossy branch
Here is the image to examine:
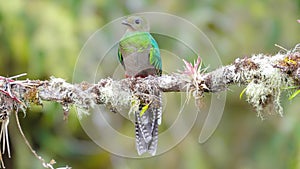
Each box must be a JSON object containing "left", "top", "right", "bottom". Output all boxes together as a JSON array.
[{"left": 0, "top": 44, "right": 299, "bottom": 168}]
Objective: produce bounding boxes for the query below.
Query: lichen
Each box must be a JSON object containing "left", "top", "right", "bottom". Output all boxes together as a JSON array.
[
  {"left": 235, "top": 53, "right": 294, "bottom": 118},
  {"left": 97, "top": 78, "right": 132, "bottom": 111}
]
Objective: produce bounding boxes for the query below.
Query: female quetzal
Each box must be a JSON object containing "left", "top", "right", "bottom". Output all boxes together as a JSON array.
[{"left": 118, "top": 15, "right": 162, "bottom": 156}]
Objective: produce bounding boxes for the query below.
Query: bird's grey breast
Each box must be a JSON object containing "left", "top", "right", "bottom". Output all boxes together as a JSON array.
[{"left": 123, "top": 46, "right": 156, "bottom": 77}]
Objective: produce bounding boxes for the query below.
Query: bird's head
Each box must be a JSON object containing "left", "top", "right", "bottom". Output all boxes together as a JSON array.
[{"left": 122, "top": 16, "right": 150, "bottom": 32}]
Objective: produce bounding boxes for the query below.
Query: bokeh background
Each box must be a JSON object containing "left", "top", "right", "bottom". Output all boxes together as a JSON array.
[{"left": 0, "top": 0, "right": 300, "bottom": 169}]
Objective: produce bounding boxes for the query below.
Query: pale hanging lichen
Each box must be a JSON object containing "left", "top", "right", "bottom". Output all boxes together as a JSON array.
[{"left": 236, "top": 52, "right": 295, "bottom": 118}]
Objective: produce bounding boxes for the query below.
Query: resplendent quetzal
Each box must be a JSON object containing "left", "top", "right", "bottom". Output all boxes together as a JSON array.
[{"left": 118, "top": 15, "right": 162, "bottom": 156}]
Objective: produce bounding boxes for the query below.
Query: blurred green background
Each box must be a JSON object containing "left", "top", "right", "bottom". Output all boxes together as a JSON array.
[{"left": 0, "top": 0, "right": 300, "bottom": 169}]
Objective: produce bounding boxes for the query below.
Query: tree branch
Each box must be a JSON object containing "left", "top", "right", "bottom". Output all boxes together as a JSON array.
[{"left": 0, "top": 43, "right": 299, "bottom": 168}]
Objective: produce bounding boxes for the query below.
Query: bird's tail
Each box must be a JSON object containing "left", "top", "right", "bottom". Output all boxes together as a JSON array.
[{"left": 135, "top": 92, "right": 162, "bottom": 156}]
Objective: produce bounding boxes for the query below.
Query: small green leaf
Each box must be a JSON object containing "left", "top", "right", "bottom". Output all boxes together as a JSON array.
[
  {"left": 282, "top": 86, "right": 299, "bottom": 90},
  {"left": 240, "top": 87, "right": 247, "bottom": 99},
  {"left": 289, "top": 90, "right": 300, "bottom": 100},
  {"left": 140, "top": 103, "right": 150, "bottom": 117}
]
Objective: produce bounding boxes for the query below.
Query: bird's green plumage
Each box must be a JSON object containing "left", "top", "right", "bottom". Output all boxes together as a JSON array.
[
  {"left": 118, "top": 31, "right": 162, "bottom": 76},
  {"left": 149, "top": 35, "right": 162, "bottom": 75}
]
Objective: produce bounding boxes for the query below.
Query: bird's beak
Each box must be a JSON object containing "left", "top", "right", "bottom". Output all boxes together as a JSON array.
[{"left": 122, "top": 20, "right": 131, "bottom": 26}]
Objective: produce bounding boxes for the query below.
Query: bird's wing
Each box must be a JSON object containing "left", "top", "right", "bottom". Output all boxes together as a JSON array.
[
  {"left": 117, "top": 46, "right": 125, "bottom": 68},
  {"left": 149, "top": 33, "right": 162, "bottom": 76}
]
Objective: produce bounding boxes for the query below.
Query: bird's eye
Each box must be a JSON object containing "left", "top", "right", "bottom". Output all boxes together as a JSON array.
[{"left": 135, "top": 19, "right": 140, "bottom": 24}]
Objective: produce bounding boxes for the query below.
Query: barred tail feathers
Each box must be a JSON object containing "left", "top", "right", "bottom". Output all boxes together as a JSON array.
[{"left": 134, "top": 93, "right": 162, "bottom": 156}]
